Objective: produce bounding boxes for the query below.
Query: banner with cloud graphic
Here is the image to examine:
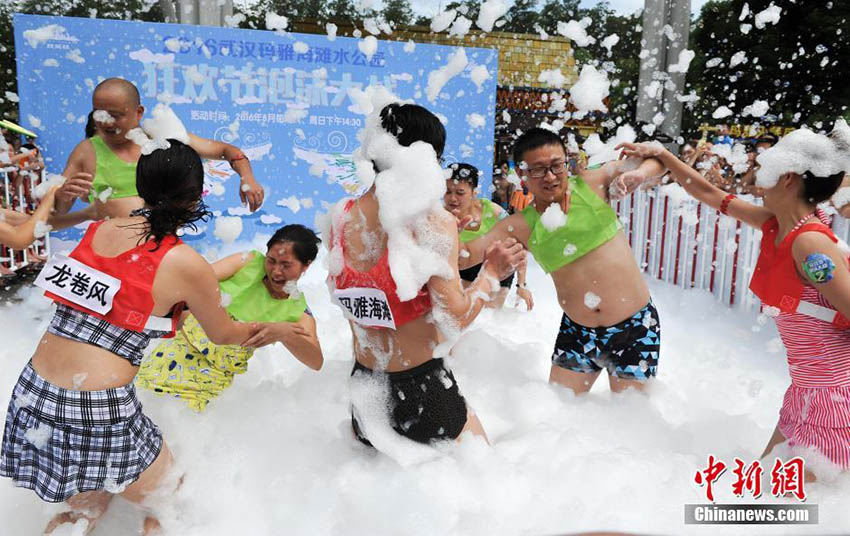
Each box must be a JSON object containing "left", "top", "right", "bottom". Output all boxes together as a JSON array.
[{"left": 13, "top": 14, "right": 498, "bottom": 245}]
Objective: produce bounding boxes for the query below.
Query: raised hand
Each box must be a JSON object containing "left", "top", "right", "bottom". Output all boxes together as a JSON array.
[
  {"left": 56, "top": 172, "right": 93, "bottom": 203},
  {"left": 483, "top": 237, "right": 525, "bottom": 281},
  {"left": 239, "top": 175, "right": 265, "bottom": 212}
]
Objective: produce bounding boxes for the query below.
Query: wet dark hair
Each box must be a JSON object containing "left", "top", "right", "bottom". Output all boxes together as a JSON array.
[
  {"left": 802, "top": 170, "right": 845, "bottom": 205},
  {"left": 448, "top": 162, "right": 480, "bottom": 188},
  {"left": 513, "top": 128, "right": 566, "bottom": 166},
  {"left": 85, "top": 111, "right": 96, "bottom": 138},
  {"left": 380, "top": 103, "right": 446, "bottom": 159},
  {"left": 134, "top": 139, "right": 211, "bottom": 245},
  {"left": 267, "top": 224, "right": 321, "bottom": 265}
]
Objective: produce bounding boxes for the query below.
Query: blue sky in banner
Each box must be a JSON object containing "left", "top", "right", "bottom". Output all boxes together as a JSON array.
[{"left": 13, "top": 14, "right": 498, "bottom": 245}]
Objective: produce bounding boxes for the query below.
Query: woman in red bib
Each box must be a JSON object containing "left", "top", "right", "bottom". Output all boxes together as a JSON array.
[
  {"left": 0, "top": 140, "right": 258, "bottom": 534},
  {"left": 618, "top": 122, "right": 850, "bottom": 479},
  {"left": 328, "top": 101, "right": 523, "bottom": 452}
]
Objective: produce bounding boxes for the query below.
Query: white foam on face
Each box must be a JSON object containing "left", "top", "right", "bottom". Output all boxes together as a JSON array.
[
  {"left": 265, "top": 12, "right": 288, "bottom": 31},
  {"left": 556, "top": 18, "right": 596, "bottom": 47},
  {"left": 141, "top": 103, "right": 190, "bottom": 144},
  {"left": 668, "top": 49, "right": 695, "bottom": 73},
  {"left": 213, "top": 216, "right": 243, "bottom": 243},
  {"left": 754, "top": 2, "right": 781, "bottom": 29},
  {"left": 476, "top": 0, "right": 508, "bottom": 32},
  {"left": 283, "top": 280, "right": 302, "bottom": 299},
  {"left": 93, "top": 110, "right": 115, "bottom": 127},
  {"left": 569, "top": 65, "right": 609, "bottom": 113},
  {"left": 431, "top": 9, "right": 457, "bottom": 33},
  {"left": 358, "top": 36, "right": 378, "bottom": 61},
  {"left": 756, "top": 118, "right": 850, "bottom": 188},
  {"left": 540, "top": 204, "right": 567, "bottom": 231},
  {"left": 426, "top": 48, "right": 468, "bottom": 103}
]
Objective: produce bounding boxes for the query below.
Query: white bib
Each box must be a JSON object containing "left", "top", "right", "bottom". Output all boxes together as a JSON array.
[
  {"left": 35, "top": 255, "right": 122, "bottom": 315},
  {"left": 333, "top": 287, "right": 396, "bottom": 330}
]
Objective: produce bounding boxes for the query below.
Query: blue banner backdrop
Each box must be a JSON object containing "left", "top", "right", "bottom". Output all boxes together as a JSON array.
[{"left": 13, "top": 14, "right": 498, "bottom": 245}]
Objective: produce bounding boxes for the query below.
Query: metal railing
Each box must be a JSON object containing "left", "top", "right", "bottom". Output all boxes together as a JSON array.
[
  {"left": 1, "top": 169, "right": 50, "bottom": 273},
  {"left": 614, "top": 188, "right": 850, "bottom": 312}
]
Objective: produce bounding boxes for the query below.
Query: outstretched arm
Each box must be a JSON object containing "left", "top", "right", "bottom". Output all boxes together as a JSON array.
[
  {"left": 55, "top": 140, "right": 95, "bottom": 215},
  {"left": 582, "top": 156, "right": 666, "bottom": 202},
  {"left": 617, "top": 142, "right": 773, "bottom": 229},
  {"left": 243, "top": 313, "right": 324, "bottom": 371},
  {"left": 0, "top": 187, "right": 56, "bottom": 249},
  {"left": 459, "top": 212, "right": 529, "bottom": 269},
  {"left": 188, "top": 133, "right": 264, "bottom": 212},
  {"left": 212, "top": 251, "right": 256, "bottom": 281},
  {"left": 429, "top": 213, "right": 525, "bottom": 330}
]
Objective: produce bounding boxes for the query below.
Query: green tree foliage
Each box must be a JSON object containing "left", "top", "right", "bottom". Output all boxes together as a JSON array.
[
  {"left": 685, "top": 0, "right": 849, "bottom": 130},
  {"left": 381, "top": 0, "right": 413, "bottom": 27}
]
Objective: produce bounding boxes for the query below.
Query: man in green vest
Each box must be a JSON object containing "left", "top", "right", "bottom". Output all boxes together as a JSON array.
[
  {"left": 53, "top": 78, "right": 264, "bottom": 222},
  {"left": 460, "top": 128, "right": 665, "bottom": 395}
]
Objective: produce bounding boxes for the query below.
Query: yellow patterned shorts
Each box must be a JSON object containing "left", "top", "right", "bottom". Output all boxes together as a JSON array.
[{"left": 136, "top": 314, "right": 254, "bottom": 412}]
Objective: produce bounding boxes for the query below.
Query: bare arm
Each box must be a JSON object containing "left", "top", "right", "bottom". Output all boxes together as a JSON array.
[
  {"left": 0, "top": 188, "right": 56, "bottom": 249},
  {"left": 429, "top": 214, "right": 525, "bottom": 330},
  {"left": 187, "top": 133, "right": 264, "bottom": 211},
  {"left": 582, "top": 157, "right": 666, "bottom": 202},
  {"left": 55, "top": 140, "right": 95, "bottom": 215},
  {"left": 618, "top": 142, "right": 773, "bottom": 230},
  {"left": 459, "top": 212, "right": 529, "bottom": 269},
  {"left": 244, "top": 312, "right": 324, "bottom": 371},
  {"left": 212, "top": 251, "right": 256, "bottom": 281},
  {"left": 792, "top": 232, "right": 850, "bottom": 319},
  {"left": 47, "top": 203, "right": 98, "bottom": 231},
  {"left": 165, "top": 245, "right": 256, "bottom": 345}
]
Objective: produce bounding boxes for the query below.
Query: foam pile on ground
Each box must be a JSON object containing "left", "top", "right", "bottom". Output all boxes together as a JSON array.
[{"left": 2, "top": 253, "right": 849, "bottom": 534}]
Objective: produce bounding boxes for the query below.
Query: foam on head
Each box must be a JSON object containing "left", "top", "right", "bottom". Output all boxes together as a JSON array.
[{"left": 755, "top": 118, "right": 850, "bottom": 188}]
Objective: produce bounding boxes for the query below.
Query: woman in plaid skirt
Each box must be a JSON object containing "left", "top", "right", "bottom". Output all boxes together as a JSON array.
[{"left": 1, "top": 140, "right": 259, "bottom": 534}]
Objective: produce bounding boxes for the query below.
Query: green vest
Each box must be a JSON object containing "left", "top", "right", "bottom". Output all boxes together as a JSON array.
[
  {"left": 459, "top": 199, "right": 500, "bottom": 243},
  {"left": 521, "top": 175, "right": 621, "bottom": 273},
  {"left": 89, "top": 136, "right": 138, "bottom": 202},
  {"left": 218, "top": 251, "right": 308, "bottom": 323}
]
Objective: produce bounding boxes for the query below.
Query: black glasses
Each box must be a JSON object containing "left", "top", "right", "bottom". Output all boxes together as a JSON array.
[{"left": 525, "top": 161, "right": 567, "bottom": 179}]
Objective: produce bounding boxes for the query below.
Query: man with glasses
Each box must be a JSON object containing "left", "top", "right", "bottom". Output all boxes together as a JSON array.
[{"left": 459, "top": 128, "right": 666, "bottom": 395}]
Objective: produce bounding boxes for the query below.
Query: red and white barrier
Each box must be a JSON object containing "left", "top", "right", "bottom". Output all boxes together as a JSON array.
[
  {"left": 1, "top": 170, "right": 50, "bottom": 273},
  {"left": 615, "top": 189, "right": 850, "bottom": 313}
]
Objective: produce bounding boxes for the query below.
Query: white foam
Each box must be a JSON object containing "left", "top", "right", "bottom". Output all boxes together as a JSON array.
[
  {"left": 426, "top": 48, "right": 468, "bottom": 103},
  {"left": 540, "top": 204, "right": 567, "bottom": 231},
  {"left": 756, "top": 118, "right": 850, "bottom": 188},
  {"left": 556, "top": 18, "right": 595, "bottom": 47},
  {"left": 569, "top": 65, "right": 609, "bottom": 113},
  {"left": 477, "top": 0, "right": 509, "bottom": 32},
  {"left": 141, "top": 104, "right": 189, "bottom": 144}
]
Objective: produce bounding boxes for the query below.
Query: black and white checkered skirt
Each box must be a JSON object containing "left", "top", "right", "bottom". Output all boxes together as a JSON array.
[{"left": 0, "top": 361, "right": 162, "bottom": 503}]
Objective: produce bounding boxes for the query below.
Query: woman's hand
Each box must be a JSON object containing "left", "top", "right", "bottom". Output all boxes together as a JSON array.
[
  {"left": 615, "top": 141, "right": 665, "bottom": 160},
  {"left": 482, "top": 237, "right": 525, "bottom": 281},
  {"left": 239, "top": 174, "right": 265, "bottom": 212},
  {"left": 243, "top": 322, "right": 310, "bottom": 348},
  {"left": 516, "top": 286, "right": 534, "bottom": 311}
]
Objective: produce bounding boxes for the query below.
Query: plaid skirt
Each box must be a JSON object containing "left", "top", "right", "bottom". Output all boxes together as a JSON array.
[{"left": 0, "top": 361, "right": 162, "bottom": 503}]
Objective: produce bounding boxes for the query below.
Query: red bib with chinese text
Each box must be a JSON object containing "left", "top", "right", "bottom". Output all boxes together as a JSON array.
[
  {"left": 331, "top": 200, "right": 431, "bottom": 330},
  {"left": 749, "top": 217, "right": 850, "bottom": 329},
  {"left": 42, "top": 221, "right": 183, "bottom": 335}
]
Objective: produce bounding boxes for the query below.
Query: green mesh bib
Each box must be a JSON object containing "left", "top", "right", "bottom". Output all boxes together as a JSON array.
[
  {"left": 521, "top": 175, "right": 621, "bottom": 273},
  {"left": 89, "top": 136, "right": 138, "bottom": 202},
  {"left": 459, "top": 199, "right": 500, "bottom": 243},
  {"left": 219, "top": 251, "right": 308, "bottom": 323}
]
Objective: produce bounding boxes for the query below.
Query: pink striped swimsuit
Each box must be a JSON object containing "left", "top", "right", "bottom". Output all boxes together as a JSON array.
[{"left": 774, "top": 285, "right": 850, "bottom": 468}]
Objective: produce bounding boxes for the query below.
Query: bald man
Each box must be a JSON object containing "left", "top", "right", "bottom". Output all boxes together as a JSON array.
[{"left": 53, "top": 78, "right": 264, "bottom": 222}]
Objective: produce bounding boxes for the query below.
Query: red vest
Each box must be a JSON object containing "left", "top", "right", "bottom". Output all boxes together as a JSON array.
[
  {"left": 332, "top": 200, "right": 431, "bottom": 329},
  {"left": 45, "top": 221, "right": 182, "bottom": 335},
  {"left": 749, "top": 217, "right": 850, "bottom": 329}
]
